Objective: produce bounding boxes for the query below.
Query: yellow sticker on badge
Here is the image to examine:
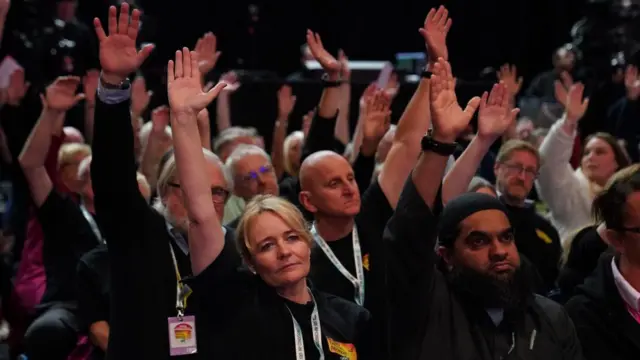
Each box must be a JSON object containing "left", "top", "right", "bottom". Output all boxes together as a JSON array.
[
  {"left": 362, "top": 254, "right": 370, "bottom": 271},
  {"left": 327, "top": 338, "right": 357, "bottom": 360},
  {"left": 536, "top": 229, "right": 553, "bottom": 244}
]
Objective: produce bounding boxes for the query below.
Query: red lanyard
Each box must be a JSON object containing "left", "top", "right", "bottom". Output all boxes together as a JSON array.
[{"left": 625, "top": 303, "right": 640, "bottom": 324}]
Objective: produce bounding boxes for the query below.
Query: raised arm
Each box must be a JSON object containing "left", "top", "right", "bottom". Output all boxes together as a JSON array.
[
  {"left": 139, "top": 106, "right": 172, "bottom": 190},
  {"left": 335, "top": 50, "right": 351, "bottom": 146},
  {"left": 300, "top": 30, "right": 343, "bottom": 161},
  {"left": 18, "top": 76, "right": 85, "bottom": 207},
  {"left": 386, "top": 58, "right": 480, "bottom": 357},
  {"left": 197, "top": 108, "right": 212, "bottom": 150},
  {"left": 214, "top": 71, "right": 238, "bottom": 132},
  {"left": 91, "top": 3, "right": 154, "bottom": 225},
  {"left": 536, "top": 82, "right": 589, "bottom": 220},
  {"left": 379, "top": 6, "right": 450, "bottom": 209},
  {"left": 442, "top": 82, "right": 519, "bottom": 203},
  {"left": 271, "top": 85, "right": 296, "bottom": 180},
  {"left": 83, "top": 70, "right": 99, "bottom": 143},
  {"left": 167, "top": 48, "right": 227, "bottom": 275}
]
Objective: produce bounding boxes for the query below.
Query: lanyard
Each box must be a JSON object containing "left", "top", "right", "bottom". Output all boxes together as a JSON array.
[
  {"left": 169, "top": 243, "right": 191, "bottom": 318},
  {"left": 80, "top": 204, "right": 105, "bottom": 244},
  {"left": 286, "top": 290, "right": 324, "bottom": 360},
  {"left": 310, "top": 224, "right": 365, "bottom": 306}
]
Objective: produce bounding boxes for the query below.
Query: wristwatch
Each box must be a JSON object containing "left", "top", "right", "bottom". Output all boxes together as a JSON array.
[
  {"left": 100, "top": 73, "right": 131, "bottom": 90},
  {"left": 421, "top": 70, "right": 433, "bottom": 79},
  {"left": 321, "top": 73, "right": 342, "bottom": 88},
  {"left": 421, "top": 130, "right": 458, "bottom": 155}
]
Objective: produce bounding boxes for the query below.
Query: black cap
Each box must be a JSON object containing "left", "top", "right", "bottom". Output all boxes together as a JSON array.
[{"left": 437, "top": 192, "right": 509, "bottom": 247}]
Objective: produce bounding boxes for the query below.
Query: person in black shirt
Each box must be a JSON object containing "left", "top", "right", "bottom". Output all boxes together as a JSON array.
[
  {"left": 385, "top": 56, "right": 581, "bottom": 360},
  {"left": 17, "top": 76, "right": 103, "bottom": 359},
  {"left": 165, "top": 48, "right": 372, "bottom": 358},
  {"left": 90, "top": 5, "right": 239, "bottom": 359},
  {"left": 445, "top": 134, "right": 562, "bottom": 294},
  {"left": 565, "top": 164, "right": 640, "bottom": 360}
]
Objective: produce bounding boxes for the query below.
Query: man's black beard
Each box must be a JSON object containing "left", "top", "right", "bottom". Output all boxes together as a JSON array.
[{"left": 445, "top": 262, "right": 532, "bottom": 314}]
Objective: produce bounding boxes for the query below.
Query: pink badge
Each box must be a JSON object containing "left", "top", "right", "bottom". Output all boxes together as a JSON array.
[{"left": 168, "top": 316, "right": 198, "bottom": 356}]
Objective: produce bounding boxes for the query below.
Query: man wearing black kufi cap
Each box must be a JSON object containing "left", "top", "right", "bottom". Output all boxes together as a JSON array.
[{"left": 384, "top": 57, "right": 582, "bottom": 360}]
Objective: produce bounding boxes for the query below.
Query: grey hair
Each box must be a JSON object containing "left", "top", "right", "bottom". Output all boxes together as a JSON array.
[
  {"left": 152, "top": 148, "right": 233, "bottom": 216},
  {"left": 225, "top": 144, "right": 272, "bottom": 180},
  {"left": 139, "top": 122, "right": 172, "bottom": 153},
  {"left": 212, "top": 127, "right": 258, "bottom": 156},
  {"left": 467, "top": 176, "right": 496, "bottom": 194}
]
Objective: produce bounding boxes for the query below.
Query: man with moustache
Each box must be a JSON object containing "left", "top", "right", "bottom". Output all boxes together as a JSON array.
[
  {"left": 384, "top": 57, "right": 581, "bottom": 360},
  {"left": 493, "top": 140, "right": 562, "bottom": 293}
]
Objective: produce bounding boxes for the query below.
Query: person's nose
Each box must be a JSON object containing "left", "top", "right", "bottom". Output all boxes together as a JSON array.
[
  {"left": 488, "top": 238, "right": 509, "bottom": 260},
  {"left": 276, "top": 240, "right": 292, "bottom": 259}
]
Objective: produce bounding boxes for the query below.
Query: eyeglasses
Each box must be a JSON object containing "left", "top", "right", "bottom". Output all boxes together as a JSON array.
[
  {"left": 501, "top": 163, "right": 538, "bottom": 178},
  {"left": 167, "top": 182, "right": 229, "bottom": 204},
  {"left": 240, "top": 165, "right": 274, "bottom": 183}
]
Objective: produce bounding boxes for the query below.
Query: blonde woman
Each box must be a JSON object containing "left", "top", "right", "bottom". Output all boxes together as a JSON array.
[
  {"left": 169, "top": 47, "right": 372, "bottom": 360},
  {"left": 536, "top": 82, "right": 630, "bottom": 242},
  {"left": 283, "top": 130, "right": 304, "bottom": 178}
]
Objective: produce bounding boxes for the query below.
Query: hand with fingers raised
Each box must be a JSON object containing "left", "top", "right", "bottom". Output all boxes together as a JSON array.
[
  {"left": 496, "top": 64, "right": 523, "bottom": 99},
  {"left": 477, "top": 82, "right": 520, "bottom": 142},
  {"left": 167, "top": 48, "right": 227, "bottom": 115},
  {"left": 94, "top": 2, "right": 154, "bottom": 85},
  {"left": 306, "top": 30, "right": 341, "bottom": 79},
  {"left": 41, "top": 76, "right": 85, "bottom": 113},
  {"left": 194, "top": 32, "right": 221, "bottom": 77},
  {"left": 419, "top": 6, "right": 452, "bottom": 67},
  {"left": 430, "top": 58, "right": 481, "bottom": 143},
  {"left": 360, "top": 90, "right": 392, "bottom": 156}
]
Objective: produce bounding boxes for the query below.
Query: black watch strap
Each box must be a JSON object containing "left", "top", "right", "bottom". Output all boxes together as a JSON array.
[
  {"left": 421, "top": 132, "right": 458, "bottom": 155},
  {"left": 421, "top": 70, "right": 433, "bottom": 79},
  {"left": 100, "top": 74, "right": 131, "bottom": 90},
  {"left": 321, "top": 73, "right": 342, "bottom": 88}
]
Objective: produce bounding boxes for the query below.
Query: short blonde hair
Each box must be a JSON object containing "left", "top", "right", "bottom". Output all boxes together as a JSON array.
[
  {"left": 58, "top": 143, "right": 91, "bottom": 168},
  {"left": 283, "top": 131, "right": 304, "bottom": 176},
  {"left": 235, "top": 195, "right": 312, "bottom": 263},
  {"left": 496, "top": 139, "right": 541, "bottom": 169}
]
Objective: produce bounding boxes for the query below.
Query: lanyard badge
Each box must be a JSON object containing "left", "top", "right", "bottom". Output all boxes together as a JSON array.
[{"left": 168, "top": 243, "right": 197, "bottom": 356}]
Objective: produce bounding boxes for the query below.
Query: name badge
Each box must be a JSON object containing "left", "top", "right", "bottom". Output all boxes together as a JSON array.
[{"left": 168, "top": 316, "right": 198, "bottom": 356}]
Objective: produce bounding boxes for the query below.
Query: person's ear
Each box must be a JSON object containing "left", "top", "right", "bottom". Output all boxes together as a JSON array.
[
  {"left": 298, "top": 191, "right": 317, "bottom": 213},
  {"left": 605, "top": 229, "right": 625, "bottom": 254},
  {"left": 437, "top": 246, "right": 453, "bottom": 270}
]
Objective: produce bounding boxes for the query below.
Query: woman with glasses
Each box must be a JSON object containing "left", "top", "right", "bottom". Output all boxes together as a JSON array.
[
  {"left": 565, "top": 164, "right": 640, "bottom": 360},
  {"left": 536, "top": 82, "right": 630, "bottom": 243},
  {"left": 168, "top": 47, "right": 372, "bottom": 360}
]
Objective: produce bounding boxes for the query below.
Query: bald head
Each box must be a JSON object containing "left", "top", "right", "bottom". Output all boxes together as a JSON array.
[
  {"left": 299, "top": 150, "right": 361, "bottom": 218},
  {"left": 299, "top": 151, "right": 350, "bottom": 190}
]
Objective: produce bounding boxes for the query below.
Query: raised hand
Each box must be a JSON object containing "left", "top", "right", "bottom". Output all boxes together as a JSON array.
[
  {"left": 306, "top": 30, "right": 341, "bottom": 75},
  {"left": 6, "top": 69, "right": 30, "bottom": 106},
  {"left": 131, "top": 76, "right": 152, "bottom": 115},
  {"left": 151, "top": 105, "right": 170, "bottom": 132},
  {"left": 477, "top": 82, "right": 520, "bottom": 141},
  {"left": 384, "top": 72, "right": 400, "bottom": 98},
  {"left": 496, "top": 64, "right": 523, "bottom": 98},
  {"left": 41, "top": 76, "right": 85, "bottom": 112},
  {"left": 194, "top": 32, "right": 221, "bottom": 77},
  {"left": 83, "top": 69, "right": 100, "bottom": 106},
  {"left": 625, "top": 65, "right": 640, "bottom": 101},
  {"left": 361, "top": 90, "right": 392, "bottom": 142},
  {"left": 338, "top": 49, "right": 351, "bottom": 81},
  {"left": 553, "top": 71, "right": 574, "bottom": 108},
  {"left": 277, "top": 85, "right": 296, "bottom": 119},
  {"left": 430, "top": 58, "right": 481, "bottom": 142},
  {"left": 167, "top": 48, "right": 227, "bottom": 114},
  {"left": 219, "top": 71, "right": 240, "bottom": 92},
  {"left": 0, "top": 0, "right": 10, "bottom": 16},
  {"left": 419, "top": 6, "right": 452, "bottom": 64},
  {"left": 359, "top": 83, "right": 377, "bottom": 111},
  {"left": 564, "top": 83, "right": 589, "bottom": 123},
  {"left": 94, "top": 3, "right": 154, "bottom": 83}
]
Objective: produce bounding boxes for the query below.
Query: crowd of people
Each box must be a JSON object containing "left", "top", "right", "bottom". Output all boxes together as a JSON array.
[{"left": 0, "top": 1, "right": 640, "bottom": 360}]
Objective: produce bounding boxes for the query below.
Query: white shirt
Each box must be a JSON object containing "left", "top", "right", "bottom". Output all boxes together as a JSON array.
[{"left": 611, "top": 258, "right": 640, "bottom": 312}]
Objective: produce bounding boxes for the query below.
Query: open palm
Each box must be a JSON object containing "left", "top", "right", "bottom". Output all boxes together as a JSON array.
[
  {"left": 306, "top": 30, "right": 341, "bottom": 74},
  {"left": 477, "top": 82, "right": 519, "bottom": 139},
  {"left": 94, "top": 3, "right": 153, "bottom": 78},
  {"left": 43, "top": 76, "right": 85, "bottom": 112},
  {"left": 419, "top": 6, "right": 452, "bottom": 62},
  {"left": 168, "top": 48, "right": 226, "bottom": 114},
  {"left": 564, "top": 83, "right": 589, "bottom": 122},
  {"left": 362, "top": 91, "right": 391, "bottom": 141},
  {"left": 430, "top": 58, "right": 480, "bottom": 139}
]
